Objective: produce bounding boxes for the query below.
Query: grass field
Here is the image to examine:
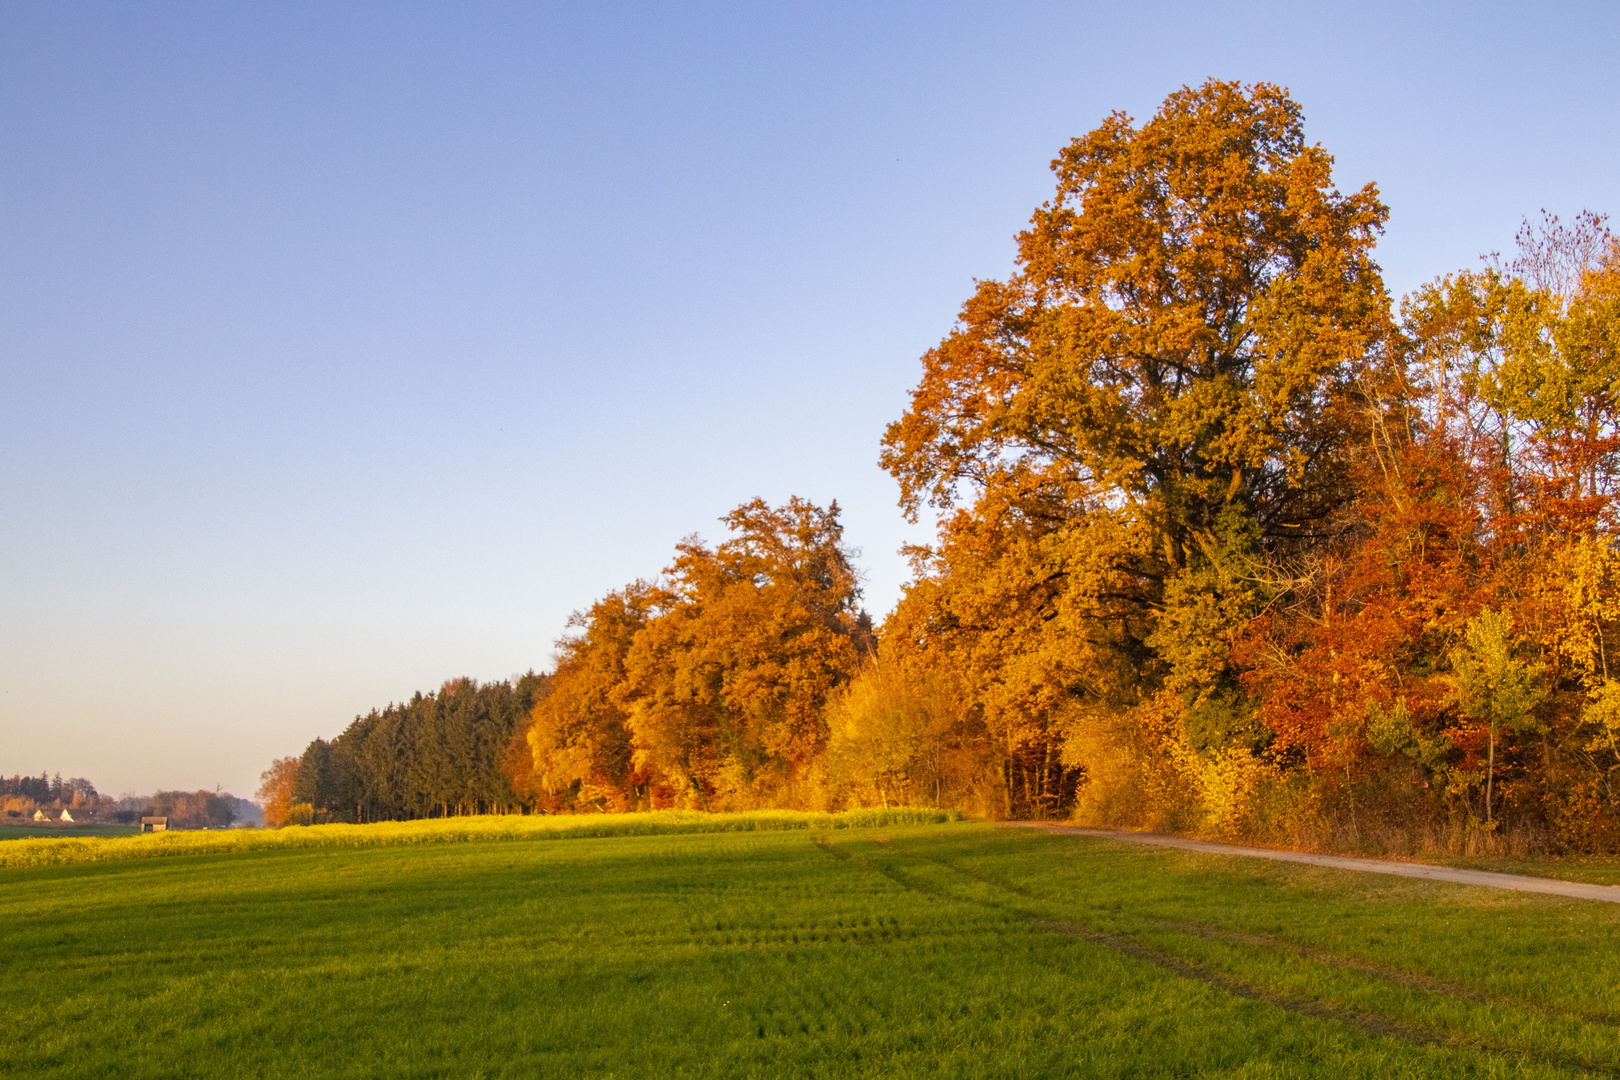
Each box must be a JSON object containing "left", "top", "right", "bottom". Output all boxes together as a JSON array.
[
  {"left": 7, "top": 816, "right": 1620, "bottom": 1078},
  {"left": 0, "top": 822, "right": 141, "bottom": 840}
]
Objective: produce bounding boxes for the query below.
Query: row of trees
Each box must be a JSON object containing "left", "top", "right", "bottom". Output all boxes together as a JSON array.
[
  {"left": 137, "top": 790, "right": 243, "bottom": 829},
  {"left": 262, "top": 501, "right": 870, "bottom": 822},
  {"left": 516, "top": 80, "right": 1620, "bottom": 854},
  {"left": 2, "top": 773, "right": 96, "bottom": 804},
  {"left": 257, "top": 675, "right": 547, "bottom": 826},
  {"left": 266, "top": 80, "right": 1619, "bottom": 854},
  {"left": 1, "top": 773, "right": 103, "bottom": 821},
  {"left": 1, "top": 774, "right": 250, "bottom": 828}
]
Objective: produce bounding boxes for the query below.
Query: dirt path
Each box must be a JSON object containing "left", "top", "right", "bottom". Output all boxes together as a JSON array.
[{"left": 1004, "top": 822, "right": 1620, "bottom": 904}]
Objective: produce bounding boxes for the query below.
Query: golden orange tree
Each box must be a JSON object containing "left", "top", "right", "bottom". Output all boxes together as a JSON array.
[
  {"left": 255, "top": 756, "right": 301, "bottom": 828},
  {"left": 880, "top": 80, "right": 1396, "bottom": 821},
  {"left": 521, "top": 584, "right": 656, "bottom": 811},
  {"left": 520, "top": 498, "right": 870, "bottom": 811},
  {"left": 617, "top": 498, "right": 869, "bottom": 808},
  {"left": 826, "top": 573, "right": 1000, "bottom": 813}
]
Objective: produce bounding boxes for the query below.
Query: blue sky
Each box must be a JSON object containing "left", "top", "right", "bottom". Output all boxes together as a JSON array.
[{"left": 3, "top": 1, "right": 1615, "bottom": 798}]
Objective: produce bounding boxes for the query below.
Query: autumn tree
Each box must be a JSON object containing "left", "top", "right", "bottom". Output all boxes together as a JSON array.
[
  {"left": 1447, "top": 610, "right": 1546, "bottom": 825},
  {"left": 616, "top": 497, "right": 870, "bottom": 808},
  {"left": 880, "top": 79, "right": 1395, "bottom": 819},
  {"left": 1401, "top": 212, "right": 1619, "bottom": 536},
  {"left": 1322, "top": 213, "right": 1618, "bottom": 849},
  {"left": 256, "top": 756, "right": 300, "bottom": 828},
  {"left": 826, "top": 584, "right": 1000, "bottom": 813},
  {"left": 521, "top": 583, "right": 656, "bottom": 811}
]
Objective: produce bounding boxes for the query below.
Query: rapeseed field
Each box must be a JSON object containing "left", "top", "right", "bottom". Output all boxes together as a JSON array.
[{"left": 0, "top": 808, "right": 955, "bottom": 870}]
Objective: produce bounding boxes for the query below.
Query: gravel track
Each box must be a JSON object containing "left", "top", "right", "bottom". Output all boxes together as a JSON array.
[{"left": 1006, "top": 822, "right": 1620, "bottom": 903}]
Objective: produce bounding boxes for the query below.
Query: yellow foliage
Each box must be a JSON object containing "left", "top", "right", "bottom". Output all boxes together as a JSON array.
[
  {"left": 825, "top": 660, "right": 969, "bottom": 809},
  {"left": 1195, "top": 746, "right": 1278, "bottom": 838},
  {"left": 255, "top": 756, "right": 300, "bottom": 829},
  {"left": 1557, "top": 536, "right": 1620, "bottom": 684},
  {"left": 1065, "top": 693, "right": 1201, "bottom": 831},
  {"left": 1, "top": 795, "right": 38, "bottom": 818}
]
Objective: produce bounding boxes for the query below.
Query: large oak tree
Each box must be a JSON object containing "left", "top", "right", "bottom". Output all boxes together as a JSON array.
[{"left": 880, "top": 80, "right": 1396, "bottom": 813}]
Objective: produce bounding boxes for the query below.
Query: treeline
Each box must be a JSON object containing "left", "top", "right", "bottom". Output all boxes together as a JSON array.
[
  {"left": 2, "top": 773, "right": 95, "bottom": 804},
  {"left": 266, "top": 79, "right": 1620, "bottom": 855},
  {"left": 137, "top": 791, "right": 245, "bottom": 829},
  {"left": 2, "top": 774, "right": 249, "bottom": 829},
  {"left": 257, "top": 675, "right": 547, "bottom": 826},
  {"left": 2, "top": 773, "right": 102, "bottom": 821},
  {"left": 516, "top": 80, "right": 1620, "bottom": 853}
]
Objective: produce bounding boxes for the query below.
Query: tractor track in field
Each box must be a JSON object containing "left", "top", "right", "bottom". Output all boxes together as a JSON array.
[
  {"left": 929, "top": 840, "right": 1620, "bottom": 1032},
  {"left": 901, "top": 843, "right": 1620, "bottom": 1027},
  {"left": 816, "top": 835, "right": 1620, "bottom": 1077},
  {"left": 1154, "top": 917, "right": 1620, "bottom": 1029},
  {"left": 1002, "top": 822, "right": 1620, "bottom": 1028},
  {"left": 1025, "top": 914, "right": 1453, "bottom": 1050}
]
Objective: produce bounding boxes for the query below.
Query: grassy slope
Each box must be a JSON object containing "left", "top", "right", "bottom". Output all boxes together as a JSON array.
[{"left": 4, "top": 821, "right": 1618, "bottom": 1078}]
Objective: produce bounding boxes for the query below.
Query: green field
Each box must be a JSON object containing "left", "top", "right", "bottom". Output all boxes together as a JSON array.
[
  {"left": 7, "top": 816, "right": 1620, "bottom": 1078},
  {"left": 0, "top": 822, "right": 141, "bottom": 840}
]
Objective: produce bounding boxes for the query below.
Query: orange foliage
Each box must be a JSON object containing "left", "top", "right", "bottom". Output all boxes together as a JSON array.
[
  {"left": 521, "top": 498, "right": 870, "bottom": 812},
  {"left": 256, "top": 756, "right": 301, "bottom": 829}
]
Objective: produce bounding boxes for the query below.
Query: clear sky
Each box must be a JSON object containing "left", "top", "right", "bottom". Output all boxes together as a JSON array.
[{"left": 3, "top": 1, "right": 1615, "bottom": 800}]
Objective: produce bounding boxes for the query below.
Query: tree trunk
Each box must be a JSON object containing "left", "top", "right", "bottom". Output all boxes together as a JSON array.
[{"left": 1486, "top": 722, "right": 1496, "bottom": 825}]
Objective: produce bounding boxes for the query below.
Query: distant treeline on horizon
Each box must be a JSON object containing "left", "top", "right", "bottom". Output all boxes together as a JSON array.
[{"left": 2, "top": 773, "right": 260, "bottom": 828}]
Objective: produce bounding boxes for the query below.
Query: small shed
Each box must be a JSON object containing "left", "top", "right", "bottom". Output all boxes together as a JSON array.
[{"left": 141, "top": 816, "right": 168, "bottom": 833}]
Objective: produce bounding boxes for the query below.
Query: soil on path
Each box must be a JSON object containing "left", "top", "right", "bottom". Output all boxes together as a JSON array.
[{"left": 1005, "top": 822, "right": 1620, "bottom": 904}]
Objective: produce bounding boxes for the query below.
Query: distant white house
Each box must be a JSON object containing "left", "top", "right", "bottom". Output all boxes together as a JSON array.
[
  {"left": 60, "top": 809, "right": 73, "bottom": 822},
  {"left": 33, "top": 809, "right": 45, "bottom": 821}
]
